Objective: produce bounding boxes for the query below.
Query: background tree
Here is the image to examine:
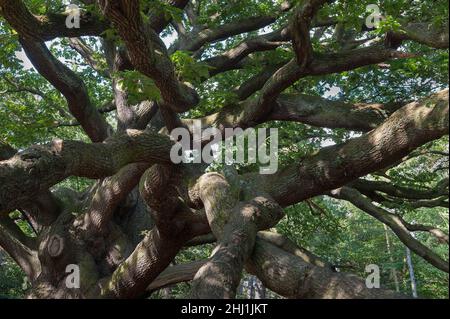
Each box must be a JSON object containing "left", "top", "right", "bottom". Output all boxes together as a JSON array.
[{"left": 0, "top": 0, "right": 448, "bottom": 299}]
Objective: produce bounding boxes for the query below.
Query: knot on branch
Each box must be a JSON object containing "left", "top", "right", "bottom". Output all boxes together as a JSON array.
[{"left": 47, "top": 234, "right": 64, "bottom": 258}]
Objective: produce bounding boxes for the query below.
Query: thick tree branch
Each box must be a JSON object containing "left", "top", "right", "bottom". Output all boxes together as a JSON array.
[
  {"left": 148, "top": 260, "right": 207, "bottom": 292},
  {"left": 149, "top": 232, "right": 404, "bottom": 299},
  {"left": 81, "top": 163, "right": 150, "bottom": 235},
  {"left": 0, "top": 144, "right": 60, "bottom": 226},
  {"left": 247, "top": 237, "right": 404, "bottom": 299},
  {"left": 98, "top": 0, "right": 199, "bottom": 113},
  {"left": 256, "top": 231, "right": 332, "bottom": 269},
  {"left": 20, "top": 191, "right": 62, "bottom": 227},
  {"left": 0, "top": 0, "right": 108, "bottom": 41},
  {"left": 182, "top": 15, "right": 278, "bottom": 52},
  {"left": 94, "top": 166, "right": 210, "bottom": 298},
  {"left": 103, "top": 41, "right": 156, "bottom": 131},
  {"left": 204, "top": 27, "right": 290, "bottom": 77},
  {"left": 0, "top": 141, "right": 16, "bottom": 161},
  {"left": 179, "top": 2, "right": 293, "bottom": 53},
  {"left": 402, "top": 222, "right": 449, "bottom": 245},
  {"left": 189, "top": 172, "right": 284, "bottom": 298},
  {"left": 291, "top": 0, "right": 328, "bottom": 69},
  {"left": 266, "top": 94, "right": 402, "bottom": 131},
  {"left": 147, "top": 0, "right": 190, "bottom": 34},
  {"left": 19, "top": 38, "right": 111, "bottom": 142},
  {"left": 407, "top": 197, "right": 449, "bottom": 209},
  {"left": 258, "top": 89, "right": 448, "bottom": 207},
  {"left": 240, "top": 44, "right": 414, "bottom": 124},
  {"left": 91, "top": 163, "right": 209, "bottom": 298},
  {"left": 94, "top": 227, "right": 188, "bottom": 298},
  {"left": 350, "top": 178, "right": 449, "bottom": 201},
  {"left": 0, "top": 215, "right": 40, "bottom": 281},
  {"left": 389, "top": 22, "right": 449, "bottom": 49},
  {"left": 202, "top": 16, "right": 335, "bottom": 80},
  {"left": 0, "top": 130, "right": 174, "bottom": 215},
  {"left": 190, "top": 91, "right": 404, "bottom": 140},
  {"left": 233, "top": 63, "right": 287, "bottom": 101},
  {"left": 185, "top": 233, "right": 217, "bottom": 247}
]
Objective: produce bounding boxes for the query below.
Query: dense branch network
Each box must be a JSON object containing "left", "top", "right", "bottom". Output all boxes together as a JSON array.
[{"left": 0, "top": 0, "right": 448, "bottom": 299}]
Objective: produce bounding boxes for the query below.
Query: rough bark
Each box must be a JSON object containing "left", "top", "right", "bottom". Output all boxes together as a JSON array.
[
  {"left": 0, "top": 0, "right": 448, "bottom": 300},
  {"left": 246, "top": 238, "right": 403, "bottom": 299}
]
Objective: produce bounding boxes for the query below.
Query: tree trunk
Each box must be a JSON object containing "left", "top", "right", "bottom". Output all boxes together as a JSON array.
[
  {"left": 0, "top": 0, "right": 448, "bottom": 300},
  {"left": 406, "top": 247, "right": 418, "bottom": 298}
]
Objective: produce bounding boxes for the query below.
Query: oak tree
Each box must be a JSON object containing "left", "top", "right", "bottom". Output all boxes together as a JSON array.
[{"left": 0, "top": 0, "right": 448, "bottom": 298}]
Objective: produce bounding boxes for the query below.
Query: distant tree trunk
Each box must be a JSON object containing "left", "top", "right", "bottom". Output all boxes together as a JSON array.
[
  {"left": 249, "top": 276, "right": 256, "bottom": 299},
  {"left": 384, "top": 224, "right": 400, "bottom": 292},
  {"left": 256, "top": 278, "right": 266, "bottom": 299},
  {"left": 237, "top": 280, "right": 244, "bottom": 297},
  {"left": 406, "top": 247, "right": 418, "bottom": 298}
]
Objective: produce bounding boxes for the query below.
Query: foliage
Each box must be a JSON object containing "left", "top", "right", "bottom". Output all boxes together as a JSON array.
[
  {"left": 0, "top": 255, "right": 29, "bottom": 299},
  {"left": 0, "top": 0, "right": 448, "bottom": 299}
]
